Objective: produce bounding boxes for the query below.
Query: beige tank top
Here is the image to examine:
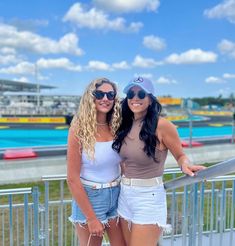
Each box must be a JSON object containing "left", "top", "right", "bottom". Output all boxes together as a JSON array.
[{"left": 119, "top": 118, "right": 168, "bottom": 178}]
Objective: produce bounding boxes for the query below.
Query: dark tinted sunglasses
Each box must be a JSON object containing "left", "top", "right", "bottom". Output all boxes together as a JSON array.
[
  {"left": 126, "top": 90, "right": 147, "bottom": 100},
  {"left": 93, "top": 90, "right": 116, "bottom": 100}
]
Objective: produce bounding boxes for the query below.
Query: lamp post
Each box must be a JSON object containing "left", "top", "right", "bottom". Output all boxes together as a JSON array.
[
  {"left": 35, "top": 63, "right": 40, "bottom": 113},
  {"left": 186, "top": 98, "right": 193, "bottom": 148},
  {"left": 232, "top": 109, "right": 235, "bottom": 144}
]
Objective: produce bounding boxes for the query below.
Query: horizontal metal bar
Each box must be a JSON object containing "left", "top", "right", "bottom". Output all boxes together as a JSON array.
[
  {"left": 41, "top": 168, "right": 182, "bottom": 181},
  {"left": 41, "top": 174, "right": 67, "bottom": 181},
  {"left": 207, "top": 175, "right": 235, "bottom": 182},
  {"left": 164, "top": 168, "right": 181, "bottom": 174},
  {"left": 164, "top": 157, "right": 235, "bottom": 190},
  {"left": 0, "top": 187, "right": 32, "bottom": 196}
]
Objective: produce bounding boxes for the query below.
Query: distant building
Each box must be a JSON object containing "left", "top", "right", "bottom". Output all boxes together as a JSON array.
[
  {"left": 0, "top": 78, "right": 56, "bottom": 93},
  {"left": 0, "top": 79, "right": 81, "bottom": 115}
]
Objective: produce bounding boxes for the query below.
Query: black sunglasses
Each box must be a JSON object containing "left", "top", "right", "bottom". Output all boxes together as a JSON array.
[
  {"left": 127, "top": 89, "right": 147, "bottom": 100},
  {"left": 93, "top": 90, "right": 116, "bottom": 100}
]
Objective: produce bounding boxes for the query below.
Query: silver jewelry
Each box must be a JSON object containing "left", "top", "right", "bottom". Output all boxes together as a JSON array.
[{"left": 96, "top": 122, "right": 108, "bottom": 126}]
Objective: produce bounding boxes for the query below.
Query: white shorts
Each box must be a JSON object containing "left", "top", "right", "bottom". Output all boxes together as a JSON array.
[{"left": 118, "top": 182, "right": 170, "bottom": 230}]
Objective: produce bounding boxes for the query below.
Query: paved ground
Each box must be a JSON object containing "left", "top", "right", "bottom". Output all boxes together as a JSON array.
[{"left": 162, "top": 231, "right": 235, "bottom": 246}]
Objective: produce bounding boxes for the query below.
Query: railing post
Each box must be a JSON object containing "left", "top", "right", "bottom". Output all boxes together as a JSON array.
[
  {"left": 58, "top": 180, "right": 64, "bottom": 246},
  {"left": 32, "top": 186, "right": 40, "bottom": 246},
  {"left": 209, "top": 181, "right": 215, "bottom": 246},
  {"left": 170, "top": 190, "right": 176, "bottom": 246},
  {"left": 219, "top": 181, "right": 226, "bottom": 246},
  {"left": 24, "top": 193, "right": 29, "bottom": 246},
  {"left": 188, "top": 183, "right": 198, "bottom": 246},
  {"left": 182, "top": 185, "right": 189, "bottom": 246},
  {"left": 198, "top": 182, "right": 205, "bottom": 246},
  {"left": 229, "top": 180, "right": 235, "bottom": 246},
  {"left": 44, "top": 180, "right": 50, "bottom": 246},
  {"left": 8, "top": 194, "right": 13, "bottom": 246}
]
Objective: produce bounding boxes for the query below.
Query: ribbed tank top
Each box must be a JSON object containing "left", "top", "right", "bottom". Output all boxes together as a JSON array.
[
  {"left": 80, "top": 141, "right": 121, "bottom": 183},
  {"left": 119, "top": 118, "right": 168, "bottom": 179}
]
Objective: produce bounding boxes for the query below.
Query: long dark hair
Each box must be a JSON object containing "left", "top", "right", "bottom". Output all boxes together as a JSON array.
[{"left": 112, "top": 94, "right": 162, "bottom": 161}]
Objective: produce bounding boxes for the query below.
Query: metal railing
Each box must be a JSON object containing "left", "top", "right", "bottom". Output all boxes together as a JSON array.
[
  {"left": 1, "top": 158, "right": 235, "bottom": 245},
  {"left": 0, "top": 187, "right": 40, "bottom": 246}
]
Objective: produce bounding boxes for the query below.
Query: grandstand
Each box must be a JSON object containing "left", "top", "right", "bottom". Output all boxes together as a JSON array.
[
  {"left": 0, "top": 79, "right": 80, "bottom": 116},
  {"left": 0, "top": 79, "right": 55, "bottom": 93}
]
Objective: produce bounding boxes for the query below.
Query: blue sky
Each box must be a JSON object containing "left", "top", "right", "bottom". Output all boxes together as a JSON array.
[{"left": 0, "top": 0, "right": 235, "bottom": 98}]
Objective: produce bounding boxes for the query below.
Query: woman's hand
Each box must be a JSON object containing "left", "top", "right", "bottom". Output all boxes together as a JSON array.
[
  {"left": 181, "top": 163, "right": 206, "bottom": 177},
  {"left": 87, "top": 217, "right": 104, "bottom": 237}
]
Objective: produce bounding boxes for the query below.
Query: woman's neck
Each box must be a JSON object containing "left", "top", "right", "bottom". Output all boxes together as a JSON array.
[
  {"left": 96, "top": 113, "right": 107, "bottom": 125},
  {"left": 134, "top": 111, "right": 147, "bottom": 121}
]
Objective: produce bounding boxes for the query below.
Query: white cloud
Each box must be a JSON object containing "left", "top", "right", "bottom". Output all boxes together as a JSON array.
[
  {"left": 93, "top": 0, "right": 160, "bottom": 13},
  {"left": 112, "top": 61, "right": 130, "bottom": 69},
  {"left": 63, "top": 3, "right": 143, "bottom": 32},
  {"left": 156, "top": 76, "right": 177, "bottom": 84},
  {"left": 37, "top": 58, "right": 82, "bottom": 72},
  {"left": 0, "top": 23, "right": 83, "bottom": 55},
  {"left": 143, "top": 35, "right": 166, "bottom": 51},
  {"left": 13, "top": 76, "right": 29, "bottom": 82},
  {"left": 0, "top": 61, "right": 35, "bottom": 75},
  {"left": 205, "top": 76, "right": 225, "bottom": 83},
  {"left": 223, "top": 73, "right": 235, "bottom": 79},
  {"left": 0, "top": 54, "right": 22, "bottom": 65},
  {"left": 165, "top": 49, "right": 217, "bottom": 64},
  {"left": 218, "top": 39, "right": 235, "bottom": 58},
  {"left": 204, "top": 0, "right": 235, "bottom": 24},
  {"left": 132, "top": 55, "right": 160, "bottom": 68},
  {"left": 86, "top": 60, "right": 111, "bottom": 71},
  {"left": 0, "top": 47, "right": 16, "bottom": 54}
]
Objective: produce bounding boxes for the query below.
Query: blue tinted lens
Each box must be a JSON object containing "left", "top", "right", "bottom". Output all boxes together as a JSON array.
[
  {"left": 93, "top": 90, "right": 104, "bottom": 99},
  {"left": 127, "top": 90, "right": 146, "bottom": 99},
  {"left": 93, "top": 90, "right": 115, "bottom": 100},
  {"left": 138, "top": 90, "right": 146, "bottom": 99},
  {"left": 127, "top": 90, "right": 135, "bottom": 99},
  {"left": 106, "top": 91, "right": 116, "bottom": 100}
]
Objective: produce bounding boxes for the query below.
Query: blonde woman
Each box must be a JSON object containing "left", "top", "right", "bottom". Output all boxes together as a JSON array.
[{"left": 67, "top": 78, "right": 126, "bottom": 246}]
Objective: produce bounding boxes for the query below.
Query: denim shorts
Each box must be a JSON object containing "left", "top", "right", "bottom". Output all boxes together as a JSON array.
[
  {"left": 69, "top": 185, "right": 120, "bottom": 225},
  {"left": 118, "top": 182, "right": 171, "bottom": 232}
]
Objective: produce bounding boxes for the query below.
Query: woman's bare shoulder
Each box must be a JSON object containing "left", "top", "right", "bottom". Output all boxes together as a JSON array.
[
  {"left": 158, "top": 117, "right": 177, "bottom": 133},
  {"left": 158, "top": 117, "right": 174, "bottom": 127}
]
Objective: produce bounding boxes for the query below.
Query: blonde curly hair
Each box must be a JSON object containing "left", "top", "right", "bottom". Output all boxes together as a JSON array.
[{"left": 71, "top": 78, "right": 121, "bottom": 160}]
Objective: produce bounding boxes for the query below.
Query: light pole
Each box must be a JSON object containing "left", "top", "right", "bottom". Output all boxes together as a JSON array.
[
  {"left": 186, "top": 98, "right": 193, "bottom": 148},
  {"left": 35, "top": 63, "right": 40, "bottom": 113},
  {"left": 232, "top": 108, "right": 235, "bottom": 144}
]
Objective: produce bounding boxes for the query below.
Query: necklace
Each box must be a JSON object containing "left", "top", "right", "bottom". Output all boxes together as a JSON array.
[{"left": 96, "top": 122, "right": 108, "bottom": 126}]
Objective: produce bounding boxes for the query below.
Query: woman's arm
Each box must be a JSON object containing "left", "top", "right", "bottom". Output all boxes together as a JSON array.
[
  {"left": 158, "top": 118, "right": 206, "bottom": 176},
  {"left": 67, "top": 127, "right": 104, "bottom": 236}
]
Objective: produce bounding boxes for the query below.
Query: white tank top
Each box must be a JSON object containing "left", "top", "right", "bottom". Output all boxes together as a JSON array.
[{"left": 80, "top": 141, "right": 121, "bottom": 183}]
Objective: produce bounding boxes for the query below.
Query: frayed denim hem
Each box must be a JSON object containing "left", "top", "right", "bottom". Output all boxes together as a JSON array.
[
  {"left": 68, "top": 215, "right": 119, "bottom": 228},
  {"left": 117, "top": 213, "right": 132, "bottom": 231},
  {"left": 118, "top": 213, "right": 172, "bottom": 235}
]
